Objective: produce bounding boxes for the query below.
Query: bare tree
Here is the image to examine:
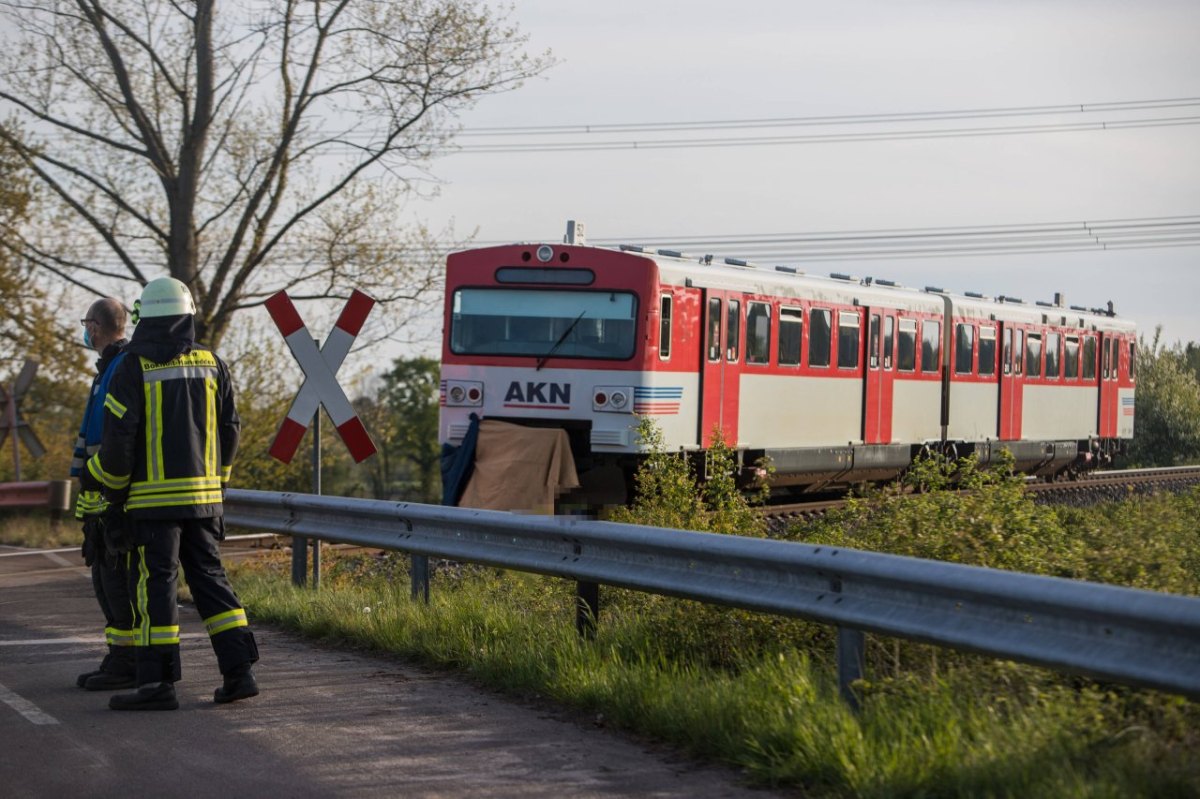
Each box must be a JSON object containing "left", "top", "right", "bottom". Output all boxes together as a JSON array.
[{"left": 0, "top": 0, "right": 550, "bottom": 345}]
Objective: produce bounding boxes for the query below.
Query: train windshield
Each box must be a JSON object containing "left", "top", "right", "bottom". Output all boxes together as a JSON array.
[{"left": 450, "top": 288, "right": 638, "bottom": 360}]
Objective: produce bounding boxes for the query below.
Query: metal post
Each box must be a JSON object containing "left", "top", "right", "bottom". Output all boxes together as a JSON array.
[
  {"left": 837, "top": 626, "right": 866, "bottom": 712},
  {"left": 311, "top": 396, "right": 321, "bottom": 590},
  {"left": 575, "top": 580, "right": 599, "bottom": 639},
  {"left": 410, "top": 554, "right": 430, "bottom": 603}
]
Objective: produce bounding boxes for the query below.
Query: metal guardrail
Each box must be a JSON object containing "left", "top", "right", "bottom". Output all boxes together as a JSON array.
[
  {"left": 224, "top": 489, "right": 1200, "bottom": 703},
  {"left": 0, "top": 480, "right": 72, "bottom": 513}
]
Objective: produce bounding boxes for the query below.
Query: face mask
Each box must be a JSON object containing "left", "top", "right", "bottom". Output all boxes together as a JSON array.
[{"left": 83, "top": 325, "right": 94, "bottom": 350}]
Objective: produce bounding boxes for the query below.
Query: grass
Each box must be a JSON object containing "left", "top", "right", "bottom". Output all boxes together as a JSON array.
[{"left": 0, "top": 511, "right": 82, "bottom": 549}]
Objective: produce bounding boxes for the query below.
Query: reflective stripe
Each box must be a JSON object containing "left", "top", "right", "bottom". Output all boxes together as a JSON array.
[
  {"left": 145, "top": 381, "right": 164, "bottom": 484},
  {"left": 141, "top": 364, "right": 219, "bottom": 383},
  {"left": 205, "top": 376, "right": 218, "bottom": 479},
  {"left": 106, "top": 627, "right": 136, "bottom": 647},
  {"left": 221, "top": 465, "right": 232, "bottom": 484},
  {"left": 104, "top": 393, "right": 127, "bottom": 419},
  {"left": 87, "top": 454, "right": 130, "bottom": 490},
  {"left": 204, "top": 608, "right": 248, "bottom": 636},
  {"left": 134, "top": 546, "right": 151, "bottom": 646},
  {"left": 125, "top": 491, "right": 224, "bottom": 511},
  {"left": 149, "top": 626, "right": 180, "bottom": 646}
]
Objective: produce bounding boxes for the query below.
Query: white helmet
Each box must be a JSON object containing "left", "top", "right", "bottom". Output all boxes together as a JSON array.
[{"left": 134, "top": 277, "right": 196, "bottom": 322}]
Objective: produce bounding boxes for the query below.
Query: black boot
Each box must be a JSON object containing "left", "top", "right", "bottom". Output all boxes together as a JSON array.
[
  {"left": 213, "top": 667, "right": 258, "bottom": 704},
  {"left": 76, "top": 668, "right": 104, "bottom": 688},
  {"left": 85, "top": 646, "right": 136, "bottom": 690},
  {"left": 109, "top": 682, "right": 178, "bottom": 711}
]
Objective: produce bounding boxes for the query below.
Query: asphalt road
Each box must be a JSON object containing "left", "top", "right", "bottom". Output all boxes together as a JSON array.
[{"left": 0, "top": 543, "right": 785, "bottom": 799}]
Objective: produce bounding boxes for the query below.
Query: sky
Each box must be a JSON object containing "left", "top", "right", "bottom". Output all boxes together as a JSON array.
[{"left": 413, "top": 0, "right": 1200, "bottom": 350}]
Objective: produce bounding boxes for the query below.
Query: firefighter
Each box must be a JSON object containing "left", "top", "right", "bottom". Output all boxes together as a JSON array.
[
  {"left": 72, "top": 297, "right": 135, "bottom": 691},
  {"left": 88, "top": 277, "right": 259, "bottom": 711}
]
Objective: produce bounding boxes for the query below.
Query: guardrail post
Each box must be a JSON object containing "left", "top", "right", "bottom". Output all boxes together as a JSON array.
[
  {"left": 576, "top": 580, "right": 599, "bottom": 639},
  {"left": 47, "top": 479, "right": 72, "bottom": 527},
  {"left": 411, "top": 554, "right": 430, "bottom": 603},
  {"left": 291, "top": 536, "right": 308, "bottom": 587},
  {"left": 837, "top": 626, "right": 866, "bottom": 712}
]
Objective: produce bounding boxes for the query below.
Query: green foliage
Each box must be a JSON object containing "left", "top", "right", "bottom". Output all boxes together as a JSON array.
[{"left": 1121, "top": 331, "right": 1200, "bottom": 467}]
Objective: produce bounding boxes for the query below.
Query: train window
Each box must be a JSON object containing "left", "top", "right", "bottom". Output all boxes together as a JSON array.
[
  {"left": 726, "top": 299, "right": 741, "bottom": 362},
  {"left": 837, "top": 311, "right": 860, "bottom": 369},
  {"left": 954, "top": 323, "right": 975, "bottom": 375},
  {"left": 658, "top": 295, "right": 673, "bottom": 360},
  {"left": 1002, "top": 328, "right": 1013, "bottom": 375},
  {"left": 495, "top": 267, "right": 595, "bottom": 285},
  {"left": 1064, "top": 336, "right": 1080, "bottom": 379},
  {"left": 1102, "top": 338, "right": 1111, "bottom": 379},
  {"left": 1025, "top": 332, "right": 1042, "bottom": 378},
  {"left": 707, "top": 298, "right": 722, "bottom": 362},
  {"left": 1083, "top": 336, "right": 1097, "bottom": 380},
  {"left": 897, "top": 318, "right": 917, "bottom": 372},
  {"left": 1045, "top": 333, "right": 1060, "bottom": 379},
  {"left": 747, "top": 302, "right": 771, "bottom": 364},
  {"left": 921, "top": 320, "right": 940, "bottom": 373},
  {"left": 1015, "top": 329, "right": 1024, "bottom": 374},
  {"left": 979, "top": 326, "right": 996, "bottom": 377},
  {"left": 778, "top": 307, "right": 803, "bottom": 366},
  {"left": 1129, "top": 341, "right": 1136, "bottom": 380},
  {"left": 809, "top": 308, "right": 832, "bottom": 367},
  {"left": 884, "top": 316, "right": 894, "bottom": 369},
  {"left": 868, "top": 314, "right": 880, "bottom": 369},
  {"left": 449, "top": 288, "right": 637, "bottom": 360}
]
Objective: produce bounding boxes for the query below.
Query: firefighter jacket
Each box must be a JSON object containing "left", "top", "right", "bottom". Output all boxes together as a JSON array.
[
  {"left": 72, "top": 339, "right": 129, "bottom": 520},
  {"left": 87, "top": 316, "right": 240, "bottom": 519}
]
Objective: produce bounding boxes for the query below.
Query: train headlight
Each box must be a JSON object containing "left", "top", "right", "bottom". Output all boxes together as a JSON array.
[
  {"left": 536, "top": 245, "right": 554, "bottom": 263},
  {"left": 593, "top": 386, "right": 634, "bottom": 413},
  {"left": 445, "top": 380, "right": 483, "bottom": 407}
]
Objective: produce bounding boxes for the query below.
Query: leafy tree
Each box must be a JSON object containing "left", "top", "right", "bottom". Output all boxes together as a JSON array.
[
  {"left": 0, "top": 1, "right": 550, "bottom": 346},
  {"left": 358, "top": 356, "right": 440, "bottom": 502},
  {"left": 1120, "top": 330, "right": 1200, "bottom": 467}
]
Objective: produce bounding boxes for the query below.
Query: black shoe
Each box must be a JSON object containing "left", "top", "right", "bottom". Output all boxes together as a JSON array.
[
  {"left": 213, "top": 669, "right": 258, "bottom": 704},
  {"left": 76, "top": 668, "right": 104, "bottom": 688},
  {"left": 84, "top": 672, "right": 137, "bottom": 691},
  {"left": 109, "top": 682, "right": 178, "bottom": 711}
]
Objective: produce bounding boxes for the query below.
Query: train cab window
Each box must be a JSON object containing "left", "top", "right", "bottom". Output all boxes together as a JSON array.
[
  {"left": 726, "top": 299, "right": 741, "bottom": 362},
  {"left": 897, "top": 318, "right": 917, "bottom": 372},
  {"left": 954, "top": 323, "right": 975, "bottom": 374},
  {"left": 979, "top": 326, "right": 996, "bottom": 377},
  {"left": 778, "top": 307, "right": 803, "bottom": 366},
  {"left": 837, "top": 311, "right": 861, "bottom": 369},
  {"left": 809, "top": 308, "right": 832, "bottom": 367},
  {"left": 707, "top": 298, "right": 722, "bottom": 362},
  {"left": 747, "top": 302, "right": 771, "bottom": 364},
  {"left": 1129, "top": 341, "right": 1136, "bottom": 381},
  {"left": 1025, "top": 332, "right": 1043, "bottom": 378},
  {"left": 1045, "top": 332, "right": 1061, "bottom": 379},
  {"left": 884, "top": 316, "right": 894, "bottom": 369},
  {"left": 921, "top": 320, "right": 941, "bottom": 373},
  {"left": 1064, "top": 336, "right": 1080, "bottom": 379},
  {"left": 868, "top": 314, "right": 881, "bottom": 369},
  {"left": 1083, "top": 336, "right": 1097, "bottom": 380},
  {"left": 658, "top": 295, "right": 672, "bottom": 360}
]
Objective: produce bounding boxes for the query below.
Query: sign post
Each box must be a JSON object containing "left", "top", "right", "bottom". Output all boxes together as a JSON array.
[{"left": 266, "top": 290, "right": 378, "bottom": 587}]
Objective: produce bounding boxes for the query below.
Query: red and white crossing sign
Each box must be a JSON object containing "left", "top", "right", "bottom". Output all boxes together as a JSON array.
[{"left": 266, "top": 289, "right": 378, "bottom": 464}]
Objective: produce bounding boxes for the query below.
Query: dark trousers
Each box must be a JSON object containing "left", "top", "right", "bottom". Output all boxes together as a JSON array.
[
  {"left": 89, "top": 554, "right": 135, "bottom": 674},
  {"left": 126, "top": 516, "right": 259, "bottom": 685}
]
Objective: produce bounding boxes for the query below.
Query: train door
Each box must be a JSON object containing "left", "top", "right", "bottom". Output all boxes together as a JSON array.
[
  {"left": 863, "top": 310, "right": 896, "bottom": 443},
  {"left": 1098, "top": 335, "right": 1118, "bottom": 437},
  {"left": 997, "top": 322, "right": 1023, "bottom": 439},
  {"left": 699, "top": 290, "right": 742, "bottom": 447}
]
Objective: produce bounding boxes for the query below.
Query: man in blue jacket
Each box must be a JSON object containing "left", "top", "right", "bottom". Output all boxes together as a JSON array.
[{"left": 71, "top": 297, "right": 134, "bottom": 690}]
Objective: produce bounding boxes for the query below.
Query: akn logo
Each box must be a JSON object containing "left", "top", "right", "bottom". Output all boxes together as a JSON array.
[{"left": 504, "top": 381, "right": 571, "bottom": 408}]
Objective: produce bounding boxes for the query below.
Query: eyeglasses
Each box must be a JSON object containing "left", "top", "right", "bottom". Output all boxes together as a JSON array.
[{"left": 80, "top": 318, "right": 96, "bottom": 326}]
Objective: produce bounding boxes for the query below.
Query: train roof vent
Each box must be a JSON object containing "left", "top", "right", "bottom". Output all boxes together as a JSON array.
[
  {"left": 874, "top": 278, "right": 898, "bottom": 287},
  {"left": 998, "top": 295, "right": 1024, "bottom": 304},
  {"left": 619, "top": 244, "right": 645, "bottom": 253},
  {"left": 830, "top": 272, "right": 858, "bottom": 282},
  {"left": 965, "top": 291, "right": 985, "bottom": 299},
  {"left": 724, "top": 257, "right": 756, "bottom": 267},
  {"left": 1035, "top": 300, "right": 1053, "bottom": 308},
  {"left": 657, "top": 248, "right": 686, "bottom": 259},
  {"left": 925, "top": 285, "right": 946, "bottom": 294},
  {"left": 1069, "top": 304, "right": 1088, "bottom": 312},
  {"left": 775, "top": 265, "right": 800, "bottom": 274}
]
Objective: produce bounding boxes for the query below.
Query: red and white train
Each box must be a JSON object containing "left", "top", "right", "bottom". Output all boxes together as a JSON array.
[{"left": 439, "top": 223, "right": 1135, "bottom": 502}]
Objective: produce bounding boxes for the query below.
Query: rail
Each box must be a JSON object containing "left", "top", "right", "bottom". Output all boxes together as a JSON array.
[{"left": 224, "top": 488, "right": 1200, "bottom": 704}]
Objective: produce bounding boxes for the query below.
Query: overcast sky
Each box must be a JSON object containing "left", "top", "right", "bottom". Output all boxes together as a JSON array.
[{"left": 415, "top": 0, "right": 1200, "bottom": 347}]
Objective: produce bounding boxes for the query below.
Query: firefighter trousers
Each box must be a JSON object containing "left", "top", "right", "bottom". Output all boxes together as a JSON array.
[
  {"left": 126, "top": 516, "right": 259, "bottom": 686},
  {"left": 90, "top": 552, "right": 135, "bottom": 673}
]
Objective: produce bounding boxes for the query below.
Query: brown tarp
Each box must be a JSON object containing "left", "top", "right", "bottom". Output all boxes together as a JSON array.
[{"left": 457, "top": 420, "right": 580, "bottom": 513}]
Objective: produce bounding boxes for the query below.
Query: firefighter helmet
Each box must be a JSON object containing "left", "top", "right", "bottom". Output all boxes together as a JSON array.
[{"left": 133, "top": 277, "right": 196, "bottom": 323}]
